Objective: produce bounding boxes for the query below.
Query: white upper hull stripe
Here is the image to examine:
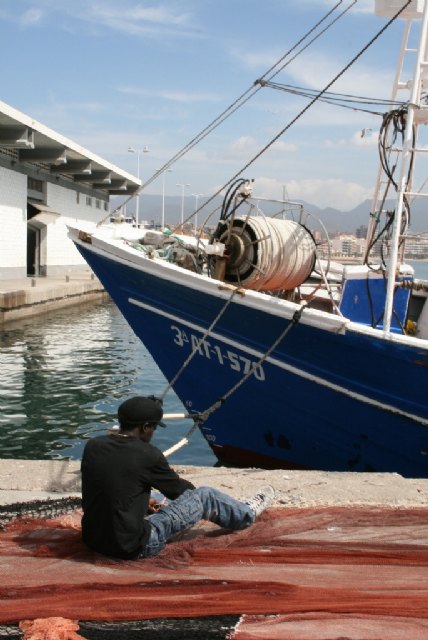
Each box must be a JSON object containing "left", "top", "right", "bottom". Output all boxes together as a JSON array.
[{"left": 129, "top": 297, "right": 428, "bottom": 427}]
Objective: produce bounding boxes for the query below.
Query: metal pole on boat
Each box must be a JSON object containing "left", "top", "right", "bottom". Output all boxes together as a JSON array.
[
  {"left": 364, "top": 18, "right": 413, "bottom": 264},
  {"left": 128, "top": 145, "right": 150, "bottom": 227},
  {"left": 383, "top": 3, "right": 428, "bottom": 333}
]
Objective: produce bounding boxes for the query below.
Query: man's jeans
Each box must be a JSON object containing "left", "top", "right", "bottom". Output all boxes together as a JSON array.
[{"left": 142, "top": 486, "right": 256, "bottom": 557}]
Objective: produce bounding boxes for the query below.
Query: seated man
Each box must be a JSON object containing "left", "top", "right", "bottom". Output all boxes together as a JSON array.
[{"left": 81, "top": 395, "right": 275, "bottom": 559}]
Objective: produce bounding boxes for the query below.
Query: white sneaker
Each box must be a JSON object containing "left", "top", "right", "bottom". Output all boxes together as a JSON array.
[{"left": 245, "top": 485, "right": 275, "bottom": 518}]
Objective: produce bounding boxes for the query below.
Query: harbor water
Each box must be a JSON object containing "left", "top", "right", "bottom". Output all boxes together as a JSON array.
[
  {"left": 0, "top": 299, "right": 217, "bottom": 465},
  {"left": 1, "top": 260, "right": 427, "bottom": 466}
]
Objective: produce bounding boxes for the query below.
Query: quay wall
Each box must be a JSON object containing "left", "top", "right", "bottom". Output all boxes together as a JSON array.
[{"left": 0, "top": 271, "right": 107, "bottom": 325}]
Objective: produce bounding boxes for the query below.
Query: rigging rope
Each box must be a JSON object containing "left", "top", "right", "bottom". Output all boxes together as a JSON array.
[
  {"left": 162, "top": 302, "right": 308, "bottom": 457},
  {"left": 199, "top": 0, "right": 412, "bottom": 211},
  {"left": 198, "top": 303, "right": 307, "bottom": 423},
  {"left": 159, "top": 0, "right": 412, "bottom": 234},
  {"left": 104, "top": 0, "right": 352, "bottom": 222},
  {"left": 143, "top": 1, "right": 348, "bottom": 185},
  {"left": 160, "top": 289, "right": 242, "bottom": 401},
  {"left": 258, "top": 80, "right": 406, "bottom": 116},
  {"left": 160, "top": 274, "right": 308, "bottom": 456}
]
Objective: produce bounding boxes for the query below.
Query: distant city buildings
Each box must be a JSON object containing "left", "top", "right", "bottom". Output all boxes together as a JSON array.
[
  {"left": 331, "top": 234, "right": 366, "bottom": 258},
  {"left": 404, "top": 236, "right": 428, "bottom": 259},
  {"left": 318, "top": 227, "right": 428, "bottom": 261}
]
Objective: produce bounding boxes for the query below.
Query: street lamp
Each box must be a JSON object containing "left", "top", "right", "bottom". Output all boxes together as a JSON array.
[
  {"left": 192, "top": 193, "right": 204, "bottom": 230},
  {"left": 157, "top": 168, "right": 173, "bottom": 229},
  {"left": 176, "top": 183, "right": 190, "bottom": 226},
  {"left": 128, "top": 145, "right": 150, "bottom": 227}
]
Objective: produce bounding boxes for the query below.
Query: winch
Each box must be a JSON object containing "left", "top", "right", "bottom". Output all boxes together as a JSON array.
[{"left": 211, "top": 215, "right": 316, "bottom": 291}]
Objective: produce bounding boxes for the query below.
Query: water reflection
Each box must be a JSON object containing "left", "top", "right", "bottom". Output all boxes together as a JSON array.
[{"left": 0, "top": 300, "right": 216, "bottom": 465}]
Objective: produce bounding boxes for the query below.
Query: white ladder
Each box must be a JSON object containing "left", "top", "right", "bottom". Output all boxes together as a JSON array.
[{"left": 365, "top": 1, "right": 428, "bottom": 332}]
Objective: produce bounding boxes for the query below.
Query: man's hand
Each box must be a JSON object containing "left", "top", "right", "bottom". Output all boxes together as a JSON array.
[{"left": 147, "top": 498, "right": 163, "bottom": 514}]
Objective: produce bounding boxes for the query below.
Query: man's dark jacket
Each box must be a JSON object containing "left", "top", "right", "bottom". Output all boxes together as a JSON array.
[{"left": 81, "top": 434, "right": 194, "bottom": 559}]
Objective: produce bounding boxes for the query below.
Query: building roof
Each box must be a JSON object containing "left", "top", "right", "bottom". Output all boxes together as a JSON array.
[{"left": 0, "top": 100, "right": 140, "bottom": 196}]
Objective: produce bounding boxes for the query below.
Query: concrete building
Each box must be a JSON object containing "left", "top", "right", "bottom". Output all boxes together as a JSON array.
[
  {"left": 331, "top": 234, "right": 366, "bottom": 258},
  {"left": 0, "top": 100, "right": 140, "bottom": 279},
  {"left": 404, "top": 235, "right": 428, "bottom": 259}
]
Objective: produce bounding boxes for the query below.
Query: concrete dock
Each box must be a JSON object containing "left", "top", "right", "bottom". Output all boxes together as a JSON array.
[
  {"left": 1, "top": 458, "right": 427, "bottom": 508},
  {"left": 0, "top": 270, "right": 107, "bottom": 325}
]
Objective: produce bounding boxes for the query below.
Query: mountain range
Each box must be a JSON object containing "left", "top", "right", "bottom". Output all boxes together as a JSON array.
[{"left": 118, "top": 194, "right": 428, "bottom": 234}]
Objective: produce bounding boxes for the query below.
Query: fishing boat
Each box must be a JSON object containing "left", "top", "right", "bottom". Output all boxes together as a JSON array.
[{"left": 68, "top": 0, "right": 428, "bottom": 477}]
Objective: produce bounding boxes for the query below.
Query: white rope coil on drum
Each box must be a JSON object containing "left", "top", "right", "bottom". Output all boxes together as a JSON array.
[{"left": 218, "top": 216, "right": 316, "bottom": 291}]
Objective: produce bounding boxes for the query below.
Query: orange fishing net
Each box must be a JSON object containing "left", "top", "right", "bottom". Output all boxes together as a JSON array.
[
  {"left": 19, "top": 617, "right": 84, "bottom": 640},
  {"left": 1, "top": 503, "right": 428, "bottom": 639}
]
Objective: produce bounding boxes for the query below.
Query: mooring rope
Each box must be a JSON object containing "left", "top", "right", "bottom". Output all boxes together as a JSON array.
[
  {"left": 160, "top": 287, "right": 243, "bottom": 401},
  {"left": 162, "top": 420, "right": 200, "bottom": 458},
  {"left": 162, "top": 302, "right": 307, "bottom": 457},
  {"left": 198, "top": 303, "right": 307, "bottom": 422}
]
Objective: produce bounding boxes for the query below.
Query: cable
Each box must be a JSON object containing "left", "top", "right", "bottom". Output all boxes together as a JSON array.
[
  {"left": 105, "top": 1, "right": 352, "bottom": 222},
  {"left": 143, "top": 0, "right": 349, "bottom": 188},
  {"left": 174, "top": 0, "right": 412, "bottom": 232},
  {"left": 259, "top": 80, "right": 405, "bottom": 116},
  {"left": 365, "top": 104, "right": 415, "bottom": 267},
  {"left": 198, "top": 304, "right": 307, "bottom": 423}
]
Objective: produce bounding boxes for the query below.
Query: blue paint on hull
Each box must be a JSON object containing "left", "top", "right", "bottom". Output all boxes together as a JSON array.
[{"left": 76, "top": 242, "right": 428, "bottom": 477}]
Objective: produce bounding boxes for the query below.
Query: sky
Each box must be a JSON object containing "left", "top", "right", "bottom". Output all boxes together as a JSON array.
[{"left": 0, "top": 0, "right": 419, "bottom": 213}]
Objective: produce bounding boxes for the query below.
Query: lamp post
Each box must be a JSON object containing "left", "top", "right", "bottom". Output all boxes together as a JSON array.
[
  {"left": 128, "top": 145, "right": 150, "bottom": 227},
  {"left": 192, "top": 193, "right": 204, "bottom": 230},
  {"left": 176, "top": 182, "right": 190, "bottom": 227},
  {"left": 157, "top": 168, "right": 173, "bottom": 229}
]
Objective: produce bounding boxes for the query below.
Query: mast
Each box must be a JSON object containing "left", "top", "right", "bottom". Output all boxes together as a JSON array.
[
  {"left": 373, "top": 0, "right": 428, "bottom": 334},
  {"left": 363, "top": 17, "right": 411, "bottom": 263},
  {"left": 385, "top": 0, "right": 428, "bottom": 332}
]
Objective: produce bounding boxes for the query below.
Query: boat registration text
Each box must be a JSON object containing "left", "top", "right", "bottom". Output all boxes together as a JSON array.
[{"left": 171, "top": 325, "right": 265, "bottom": 381}]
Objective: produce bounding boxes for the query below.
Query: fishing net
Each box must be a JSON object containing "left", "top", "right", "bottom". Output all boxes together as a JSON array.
[{"left": 1, "top": 498, "right": 428, "bottom": 639}]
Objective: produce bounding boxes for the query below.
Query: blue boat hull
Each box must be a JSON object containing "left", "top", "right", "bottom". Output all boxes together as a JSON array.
[{"left": 75, "top": 242, "right": 428, "bottom": 477}]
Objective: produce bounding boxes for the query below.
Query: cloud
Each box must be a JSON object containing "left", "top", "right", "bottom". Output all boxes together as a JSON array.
[
  {"left": 230, "top": 22, "right": 394, "bottom": 104},
  {"left": 271, "top": 139, "right": 298, "bottom": 152},
  {"left": 283, "top": 177, "right": 372, "bottom": 210},
  {"left": 222, "top": 135, "right": 295, "bottom": 159},
  {"left": 84, "top": 3, "right": 199, "bottom": 37},
  {"left": 323, "top": 128, "right": 379, "bottom": 148},
  {"left": 8, "top": 1, "right": 202, "bottom": 39},
  {"left": 292, "top": 0, "right": 373, "bottom": 15},
  {"left": 19, "top": 8, "right": 44, "bottom": 27},
  {"left": 246, "top": 175, "right": 372, "bottom": 210},
  {"left": 229, "top": 136, "right": 257, "bottom": 154},
  {"left": 283, "top": 50, "right": 393, "bottom": 101},
  {"left": 92, "top": 4, "right": 191, "bottom": 27},
  {"left": 349, "top": 0, "right": 373, "bottom": 14},
  {"left": 118, "top": 86, "right": 220, "bottom": 103},
  {"left": 230, "top": 48, "right": 280, "bottom": 72}
]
